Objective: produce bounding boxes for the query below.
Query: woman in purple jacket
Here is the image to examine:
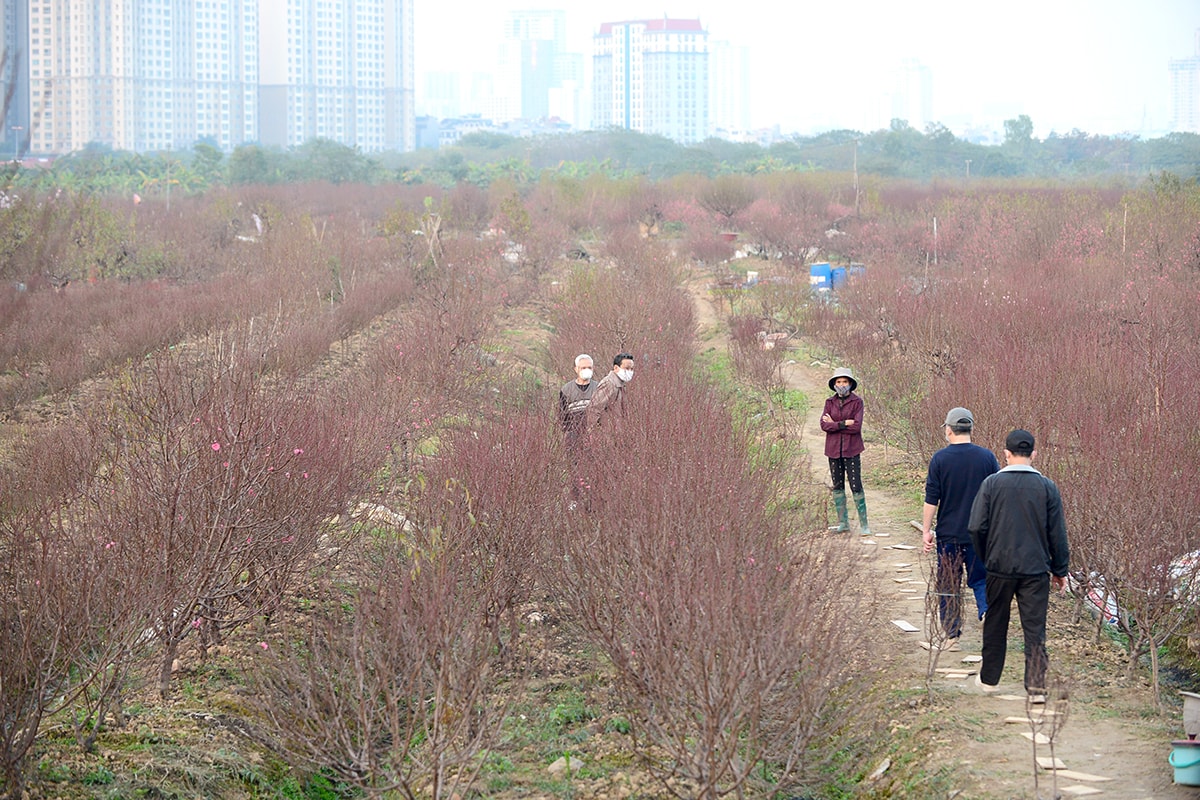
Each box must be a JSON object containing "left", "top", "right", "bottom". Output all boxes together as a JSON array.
[{"left": 820, "top": 367, "right": 869, "bottom": 534}]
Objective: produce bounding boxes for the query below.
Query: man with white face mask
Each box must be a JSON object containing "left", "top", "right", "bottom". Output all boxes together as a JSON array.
[
  {"left": 587, "top": 352, "right": 634, "bottom": 433},
  {"left": 559, "top": 353, "right": 596, "bottom": 446}
]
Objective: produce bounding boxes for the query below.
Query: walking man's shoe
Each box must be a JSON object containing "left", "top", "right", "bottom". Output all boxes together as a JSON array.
[{"left": 975, "top": 674, "right": 1000, "bottom": 694}]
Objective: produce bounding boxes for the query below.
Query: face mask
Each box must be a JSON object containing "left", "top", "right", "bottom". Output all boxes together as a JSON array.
[
  {"left": 617, "top": 368, "right": 633, "bottom": 382},
  {"left": 579, "top": 368, "right": 593, "bottom": 381},
  {"left": 835, "top": 384, "right": 850, "bottom": 397}
]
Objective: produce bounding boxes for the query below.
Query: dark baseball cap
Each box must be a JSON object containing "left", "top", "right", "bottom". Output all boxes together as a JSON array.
[
  {"left": 1005, "top": 429, "right": 1035, "bottom": 453},
  {"left": 943, "top": 407, "right": 974, "bottom": 427}
]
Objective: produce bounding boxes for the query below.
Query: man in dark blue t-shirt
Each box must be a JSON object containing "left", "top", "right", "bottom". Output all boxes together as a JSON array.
[{"left": 921, "top": 407, "right": 1000, "bottom": 646}]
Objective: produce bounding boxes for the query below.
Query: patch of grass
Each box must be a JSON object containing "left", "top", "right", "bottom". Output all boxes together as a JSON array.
[
  {"left": 694, "top": 346, "right": 736, "bottom": 389},
  {"left": 865, "top": 459, "right": 924, "bottom": 504},
  {"left": 771, "top": 386, "right": 807, "bottom": 411},
  {"left": 486, "top": 774, "right": 516, "bottom": 793},
  {"left": 82, "top": 766, "right": 116, "bottom": 785},
  {"left": 36, "top": 758, "right": 73, "bottom": 783},
  {"left": 604, "top": 716, "right": 631, "bottom": 735},
  {"left": 260, "top": 769, "right": 352, "bottom": 800},
  {"left": 547, "top": 690, "right": 597, "bottom": 748},
  {"left": 1103, "top": 625, "right": 1131, "bottom": 652},
  {"left": 750, "top": 437, "right": 800, "bottom": 473},
  {"left": 500, "top": 686, "right": 597, "bottom": 753},
  {"left": 574, "top": 759, "right": 614, "bottom": 780},
  {"left": 493, "top": 686, "right": 603, "bottom": 785},
  {"left": 788, "top": 683, "right": 968, "bottom": 800},
  {"left": 486, "top": 753, "right": 515, "bottom": 775},
  {"left": 547, "top": 690, "right": 596, "bottom": 730},
  {"left": 1086, "top": 705, "right": 1124, "bottom": 720},
  {"left": 534, "top": 775, "right": 575, "bottom": 797}
]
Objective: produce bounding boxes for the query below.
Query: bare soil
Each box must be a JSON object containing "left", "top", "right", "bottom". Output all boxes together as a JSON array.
[{"left": 689, "top": 276, "right": 1195, "bottom": 800}]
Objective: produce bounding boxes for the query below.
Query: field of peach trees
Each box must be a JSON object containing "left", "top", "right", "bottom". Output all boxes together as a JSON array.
[{"left": 1, "top": 169, "right": 1198, "bottom": 799}]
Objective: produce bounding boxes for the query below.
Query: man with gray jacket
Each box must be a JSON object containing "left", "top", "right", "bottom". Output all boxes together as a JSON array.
[{"left": 968, "top": 429, "right": 1069, "bottom": 699}]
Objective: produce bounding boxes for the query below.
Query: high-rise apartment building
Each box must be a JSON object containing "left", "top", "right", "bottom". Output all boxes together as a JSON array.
[
  {"left": 421, "top": 70, "right": 462, "bottom": 120},
  {"left": 1169, "top": 30, "right": 1200, "bottom": 134},
  {"left": 549, "top": 51, "right": 584, "bottom": 127},
  {"left": 1, "top": 0, "right": 30, "bottom": 158},
  {"left": 23, "top": 0, "right": 257, "bottom": 154},
  {"left": 593, "top": 18, "right": 708, "bottom": 144},
  {"left": 891, "top": 59, "right": 933, "bottom": 131},
  {"left": 504, "top": 9, "right": 563, "bottom": 120},
  {"left": 257, "top": 0, "right": 413, "bottom": 152},
  {"left": 191, "top": 0, "right": 258, "bottom": 152},
  {"left": 13, "top": 0, "right": 412, "bottom": 155},
  {"left": 489, "top": 9, "right": 583, "bottom": 125},
  {"left": 709, "top": 39, "right": 749, "bottom": 137}
]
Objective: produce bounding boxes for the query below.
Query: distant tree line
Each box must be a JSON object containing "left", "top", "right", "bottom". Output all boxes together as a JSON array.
[{"left": 4, "top": 116, "right": 1199, "bottom": 196}]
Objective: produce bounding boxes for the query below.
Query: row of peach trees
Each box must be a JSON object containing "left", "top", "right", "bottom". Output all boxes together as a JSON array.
[
  {"left": 8, "top": 168, "right": 1198, "bottom": 797},
  {"left": 244, "top": 234, "right": 872, "bottom": 799},
  {"left": 0, "top": 170, "right": 860, "bottom": 411},
  {"left": 2, "top": 177, "right": 873, "bottom": 798},
  {"left": 0, "top": 223, "right": 523, "bottom": 796},
  {"left": 791, "top": 178, "right": 1200, "bottom": 702}
]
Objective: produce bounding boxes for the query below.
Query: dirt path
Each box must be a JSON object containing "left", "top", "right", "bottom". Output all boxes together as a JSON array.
[{"left": 690, "top": 278, "right": 1191, "bottom": 799}]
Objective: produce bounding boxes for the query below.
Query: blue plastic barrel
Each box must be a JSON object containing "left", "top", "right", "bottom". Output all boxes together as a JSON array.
[
  {"left": 831, "top": 266, "right": 848, "bottom": 289},
  {"left": 809, "top": 262, "right": 832, "bottom": 291}
]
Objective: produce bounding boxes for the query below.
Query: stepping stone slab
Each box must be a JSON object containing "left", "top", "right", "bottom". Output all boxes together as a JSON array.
[
  {"left": 1037, "top": 757, "right": 1067, "bottom": 769},
  {"left": 1021, "top": 731, "right": 1052, "bottom": 744},
  {"left": 1006, "top": 714, "right": 1060, "bottom": 723},
  {"left": 890, "top": 544, "right": 917, "bottom": 550},
  {"left": 1055, "top": 770, "right": 1111, "bottom": 782},
  {"left": 891, "top": 619, "right": 920, "bottom": 632},
  {"left": 961, "top": 655, "right": 983, "bottom": 663}
]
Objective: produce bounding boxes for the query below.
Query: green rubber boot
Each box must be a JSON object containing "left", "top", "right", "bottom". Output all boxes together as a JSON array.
[
  {"left": 853, "top": 491, "right": 871, "bottom": 536},
  {"left": 829, "top": 490, "right": 850, "bottom": 532}
]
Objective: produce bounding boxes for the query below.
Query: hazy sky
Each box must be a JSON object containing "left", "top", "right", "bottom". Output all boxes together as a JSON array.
[{"left": 416, "top": 0, "right": 1200, "bottom": 137}]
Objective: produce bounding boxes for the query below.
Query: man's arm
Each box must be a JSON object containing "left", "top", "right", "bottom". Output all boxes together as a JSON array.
[
  {"left": 967, "top": 479, "right": 991, "bottom": 557},
  {"left": 1046, "top": 480, "right": 1070, "bottom": 578},
  {"left": 921, "top": 502, "right": 938, "bottom": 552},
  {"left": 587, "top": 377, "right": 616, "bottom": 429},
  {"left": 921, "top": 457, "right": 941, "bottom": 552}
]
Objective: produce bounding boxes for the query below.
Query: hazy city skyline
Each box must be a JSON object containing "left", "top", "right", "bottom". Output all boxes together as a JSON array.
[{"left": 416, "top": 0, "right": 1200, "bottom": 138}]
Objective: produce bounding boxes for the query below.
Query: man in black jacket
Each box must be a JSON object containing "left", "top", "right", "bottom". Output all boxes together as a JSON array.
[{"left": 968, "top": 429, "right": 1069, "bottom": 699}]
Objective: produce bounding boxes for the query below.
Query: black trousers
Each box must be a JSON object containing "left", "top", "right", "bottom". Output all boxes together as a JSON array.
[
  {"left": 827, "top": 455, "right": 863, "bottom": 494},
  {"left": 979, "top": 573, "right": 1050, "bottom": 692}
]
